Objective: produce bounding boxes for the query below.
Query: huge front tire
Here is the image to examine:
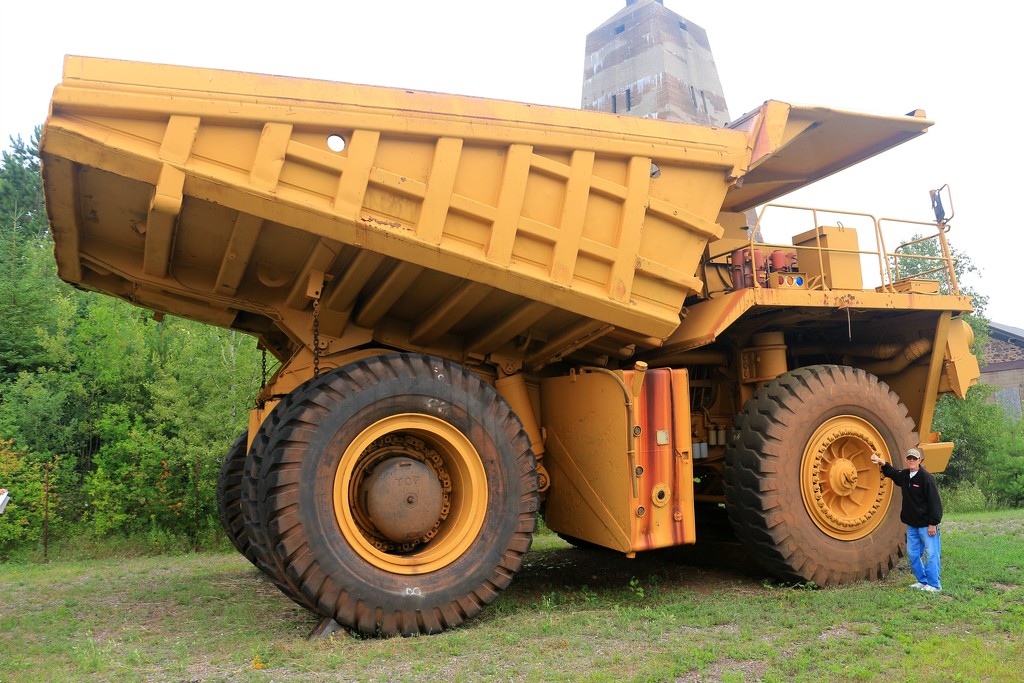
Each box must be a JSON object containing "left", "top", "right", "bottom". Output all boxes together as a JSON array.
[
  {"left": 251, "top": 353, "right": 539, "bottom": 636},
  {"left": 724, "top": 365, "right": 915, "bottom": 586}
]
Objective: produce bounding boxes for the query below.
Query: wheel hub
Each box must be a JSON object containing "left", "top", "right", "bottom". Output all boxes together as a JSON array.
[
  {"left": 333, "top": 413, "right": 488, "bottom": 575},
  {"left": 360, "top": 457, "right": 444, "bottom": 543},
  {"left": 349, "top": 434, "right": 452, "bottom": 553},
  {"left": 800, "top": 416, "right": 893, "bottom": 540},
  {"left": 828, "top": 458, "right": 859, "bottom": 496}
]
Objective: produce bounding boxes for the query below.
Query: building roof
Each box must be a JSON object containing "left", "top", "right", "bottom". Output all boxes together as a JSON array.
[{"left": 990, "top": 321, "right": 1024, "bottom": 342}]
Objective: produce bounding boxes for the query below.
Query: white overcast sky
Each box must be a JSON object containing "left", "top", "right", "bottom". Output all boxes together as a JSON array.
[{"left": 2, "top": 0, "right": 1020, "bottom": 326}]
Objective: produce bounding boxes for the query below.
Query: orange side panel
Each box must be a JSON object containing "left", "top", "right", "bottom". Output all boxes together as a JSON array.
[{"left": 627, "top": 368, "right": 695, "bottom": 551}]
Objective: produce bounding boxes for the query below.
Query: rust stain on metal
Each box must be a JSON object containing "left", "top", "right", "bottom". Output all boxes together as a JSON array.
[
  {"left": 834, "top": 294, "right": 859, "bottom": 308},
  {"left": 360, "top": 214, "right": 403, "bottom": 230}
]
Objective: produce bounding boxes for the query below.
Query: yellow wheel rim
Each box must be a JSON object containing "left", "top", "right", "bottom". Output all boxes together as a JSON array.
[
  {"left": 332, "top": 414, "right": 487, "bottom": 575},
  {"left": 800, "top": 415, "right": 893, "bottom": 540}
]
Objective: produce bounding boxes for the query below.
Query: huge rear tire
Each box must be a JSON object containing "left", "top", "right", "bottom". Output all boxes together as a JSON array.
[
  {"left": 216, "top": 431, "right": 257, "bottom": 565},
  {"left": 724, "top": 365, "right": 915, "bottom": 586},
  {"left": 239, "top": 417, "right": 318, "bottom": 611},
  {"left": 251, "top": 353, "right": 539, "bottom": 636}
]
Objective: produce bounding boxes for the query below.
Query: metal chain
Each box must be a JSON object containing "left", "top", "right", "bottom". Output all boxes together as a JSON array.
[
  {"left": 312, "top": 299, "right": 321, "bottom": 378},
  {"left": 255, "top": 344, "right": 268, "bottom": 410}
]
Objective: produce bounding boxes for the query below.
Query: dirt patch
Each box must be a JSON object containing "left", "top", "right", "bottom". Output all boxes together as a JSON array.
[
  {"left": 676, "top": 657, "right": 768, "bottom": 683},
  {"left": 818, "top": 625, "right": 856, "bottom": 641}
]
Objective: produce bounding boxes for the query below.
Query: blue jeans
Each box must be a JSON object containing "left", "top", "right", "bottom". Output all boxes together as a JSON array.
[{"left": 907, "top": 525, "right": 941, "bottom": 589}]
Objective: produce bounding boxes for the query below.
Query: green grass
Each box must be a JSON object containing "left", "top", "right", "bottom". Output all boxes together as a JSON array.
[{"left": 2, "top": 510, "right": 1023, "bottom": 682}]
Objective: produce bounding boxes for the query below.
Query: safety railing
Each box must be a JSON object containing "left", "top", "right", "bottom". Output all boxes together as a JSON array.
[{"left": 704, "top": 201, "right": 959, "bottom": 296}]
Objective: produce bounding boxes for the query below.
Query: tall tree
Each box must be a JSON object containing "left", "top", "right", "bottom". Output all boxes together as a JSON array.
[
  {"left": 0, "top": 131, "right": 45, "bottom": 228},
  {"left": 0, "top": 131, "right": 57, "bottom": 382}
]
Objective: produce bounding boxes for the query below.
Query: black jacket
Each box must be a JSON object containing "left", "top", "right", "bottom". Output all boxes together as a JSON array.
[{"left": 880, "top": 463, "right": 943, "bottom": 527}]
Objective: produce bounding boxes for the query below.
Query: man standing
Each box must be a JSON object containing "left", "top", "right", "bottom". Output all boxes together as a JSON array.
[{"left": 870, "top": 448, "right": 943, "bottom": 592}]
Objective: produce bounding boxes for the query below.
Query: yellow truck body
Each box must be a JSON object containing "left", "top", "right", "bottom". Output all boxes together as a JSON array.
[{"left": 41, "top": 56, "right": 979, "bottom": 636}]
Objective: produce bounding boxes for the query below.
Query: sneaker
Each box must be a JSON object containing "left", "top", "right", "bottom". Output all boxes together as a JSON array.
[
  {"left": 921, "top": 585, "right": 942, "bottom": 592},
  {"left": 908, "top": 582, "right": 925, "bottom": 589}
]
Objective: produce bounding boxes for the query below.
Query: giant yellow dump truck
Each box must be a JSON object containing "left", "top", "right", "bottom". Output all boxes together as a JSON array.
[{"left": 41, "top": 56, "right": 979, "bottom": 636}]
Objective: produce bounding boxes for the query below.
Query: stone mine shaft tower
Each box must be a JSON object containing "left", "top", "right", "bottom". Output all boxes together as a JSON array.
[{"left": 582, "top": 0, "right": 730, "bottom": 126}]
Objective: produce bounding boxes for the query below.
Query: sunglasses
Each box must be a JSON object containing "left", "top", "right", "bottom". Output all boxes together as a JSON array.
[{"left": 906, "top": 455, "right": 920, "bottom": 461}]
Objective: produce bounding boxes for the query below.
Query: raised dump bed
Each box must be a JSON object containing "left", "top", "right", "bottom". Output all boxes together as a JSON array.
[{"left": 41, "top": 56, "right": 933, "bottom": 369}]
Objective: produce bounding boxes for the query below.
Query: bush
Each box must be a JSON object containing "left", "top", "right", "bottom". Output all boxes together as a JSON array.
[
  {"left": 82, "top": 406, "right": 192, "bottom": 537},
  {"left": 982, "top": 432, "right": 1024, "bottom": 508},
  {"left": 933, "top": 380, "right": 1024, "bottom": 512},
  {"left": 0, "top": 440, "right": 59, "bottom": 554},
  {"left": 941, "top": 481, "right": 995, "bottom": 514}
]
